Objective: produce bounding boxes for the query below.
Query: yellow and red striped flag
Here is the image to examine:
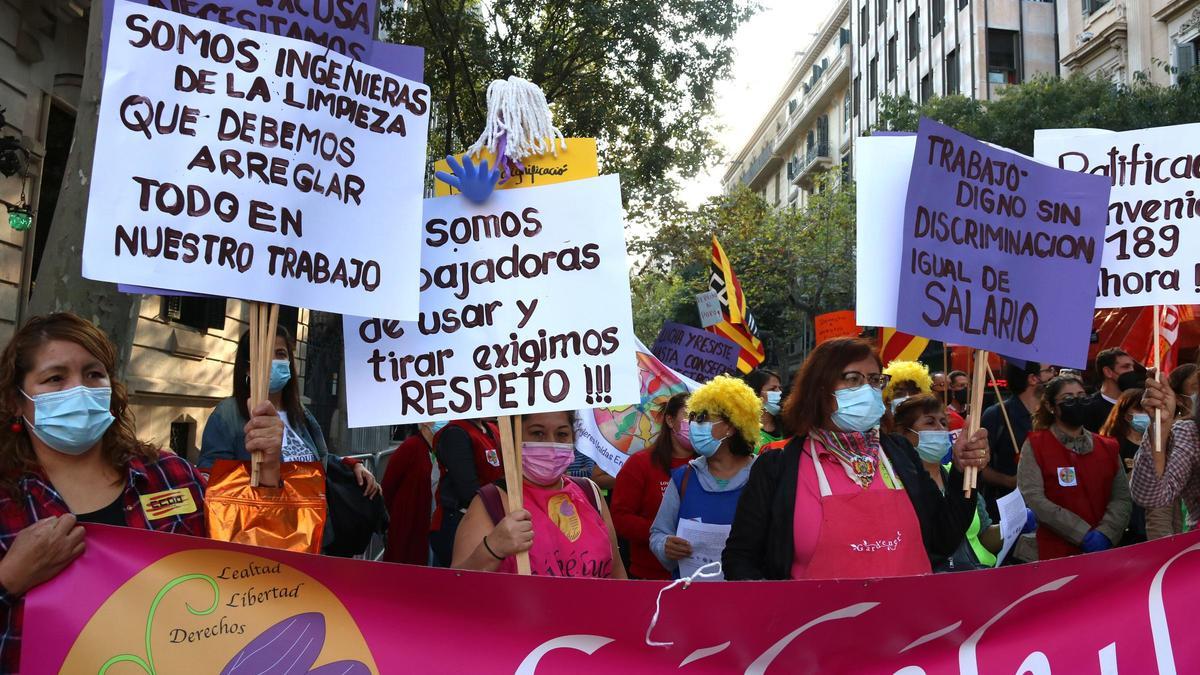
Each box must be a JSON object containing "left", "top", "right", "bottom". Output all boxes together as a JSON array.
[
  {"left": 879, "top": 327, "right": 929, "bottom": 364},
  {"left": 707, "top": 236, "right": 765, "bottom": 373}
]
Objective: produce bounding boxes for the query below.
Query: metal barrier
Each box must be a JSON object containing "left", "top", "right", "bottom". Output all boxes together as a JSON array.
[{"left": 337, "top": 447, "right": 397, "bottom": 562}]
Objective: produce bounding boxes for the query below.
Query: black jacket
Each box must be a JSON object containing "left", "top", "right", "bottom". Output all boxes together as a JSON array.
[{"left": 723, "top": 433, "right": 977, "bottom": 580}]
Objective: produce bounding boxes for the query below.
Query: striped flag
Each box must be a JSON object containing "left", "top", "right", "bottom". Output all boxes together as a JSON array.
[
  {"left": 879, "top": 327, "right": 930, "bottom": 364},
  {"left": 707, "top": 235, "right": 765, "bottom": 373}
]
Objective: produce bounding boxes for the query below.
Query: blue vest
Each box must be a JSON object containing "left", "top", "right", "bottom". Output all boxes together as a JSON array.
[{"left": 671, "top": 464, "right": 743, "bottom": 526}]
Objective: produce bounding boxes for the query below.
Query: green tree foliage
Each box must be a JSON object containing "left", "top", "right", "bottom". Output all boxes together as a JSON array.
[
  {"left": 379, "top": 0, "right": 755, "bottom": 219},
  {"left": 631, "top": 173, "right": 855, "bottom": 361},
  {"left": 876, "top": 70, "right": 1200, "bottom": 154}
]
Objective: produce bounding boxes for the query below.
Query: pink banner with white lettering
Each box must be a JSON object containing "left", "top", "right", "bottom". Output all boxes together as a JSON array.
[{"left": 24, "top": 524, "right": 1200, "bottom": 673}]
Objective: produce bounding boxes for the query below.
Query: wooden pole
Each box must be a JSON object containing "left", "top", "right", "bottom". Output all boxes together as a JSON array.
[
  {"left": 497, "top": 415, "right": 531, "bottom": 575},
  {"left": 247, "top": 301, "right": 280, "bottom": 487},
  {"left": 985, "top": 362, "right": 1021, "bottom": 462},
  {"left": 1154, "top": 304, "right": 1163, "bottom": 454},
  {"left": 941, "top": 345, "right": 949, "bottom": 406},
  {"left": 964, "top": 350, "right": 988, "bottom": 497}
]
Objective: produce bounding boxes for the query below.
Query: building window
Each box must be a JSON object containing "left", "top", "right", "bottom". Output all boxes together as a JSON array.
[
  {"left": 987, "top": 29, "right": 1019, "bottom": 85},
  {"left": 162, "top": 296, "right": 227, "bottom": 333},
  {"left": 853, "top": 75, "right": 861, "bottom": 115},
  {"left": 841, "top": 152, "right": 852, "bottom": 184},
  {"left": 1176, "top": 38, "right": 1199, "bottom": 79},
  {"left": 907, "top": 10, "right": 920, "bottom": 60},
  {"left": 869, "top": 56, "right": 878, "bottom": 99},
  {"left": 920, "top": 72, "right": 933, "bottom": 103},
  {"left": 860, "top": 5, "right": 869, "bottom": 45},
  {"left": 169, "top": 418, "right": 196, "bottom": 462},
  {"left": 876, "top": 0, "right": 886, "bottom": 24},
  {"left": 1082, "top": 0, "right": 1110, "bottom": 16},
  {"left": 958, "top": 0, "right": 969, "bottom": 9},
  {"left": 945, "top": 49, "right": 960, "bottom": 94},
  {"left": 932, "top": 0, "right": 944, "bottom": 35},
  {"left": 840, "top": 27, "right": 851, "bottom": 48},
  {"left": 774, "top": 173, "right": 781, "bottom": 205},
  {"left": 843, "top": 89, "right": 852, "bottom": 132},
  {"left": 816, "top": 115, "right": 830, "bottom": 155},
  {"left": 887, "top": 36, "right": 898, "bottom": 81}
]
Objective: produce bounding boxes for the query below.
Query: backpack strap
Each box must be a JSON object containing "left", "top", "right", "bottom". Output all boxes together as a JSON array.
[
  {"left": 478, "top": 482, "right": 507, "bottom": 525},
  {"left": 679, "top": 465, "right": 692, "bottom": 503},
  {"left": 567, "top": 476, "right": 603, "bottom": 514}
]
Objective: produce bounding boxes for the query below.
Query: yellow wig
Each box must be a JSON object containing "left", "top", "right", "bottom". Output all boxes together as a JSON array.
[
  {"left": 686, "top": 374, "right": 762, "bottom": 445},
  {"left": 882, "top": 360, "right": 933, "bottom": 401}
]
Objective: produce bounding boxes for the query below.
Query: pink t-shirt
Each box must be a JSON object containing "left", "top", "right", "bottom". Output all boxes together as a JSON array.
[
  {"left": 790, "top": 445, "right": 893, "bottom": 579},
  {"left": 499, "top": 478, "right": 614, "bottom": 578}
]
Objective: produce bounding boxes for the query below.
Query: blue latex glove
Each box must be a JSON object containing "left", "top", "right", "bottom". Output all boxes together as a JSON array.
[
  {"left": 1080, "top": 530, "right": 1111, "bottom": 553},
  {"left": 1021, "top": 508, "right": 1038, "bottom": 534},
  {"left": 435, "top": 155, "right": 500, "bottom": 204}
]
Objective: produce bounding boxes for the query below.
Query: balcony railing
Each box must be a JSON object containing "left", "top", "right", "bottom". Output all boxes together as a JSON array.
[
  {"left": 741, "top": 141, "right": 776, "bottom": 186},
  {"left": 775, "top": 44, "right": 849, "bottom": 149},
  {"left": 792, "top": 142, "right": 833, "bottom": 185}
]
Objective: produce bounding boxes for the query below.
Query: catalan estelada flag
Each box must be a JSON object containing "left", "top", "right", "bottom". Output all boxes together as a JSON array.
[
  {"left": 879, "top": 327, "right": 929, "bottom": 365},
  {"left": 707, "top": 236, "right": 765, "bottom": 373}
]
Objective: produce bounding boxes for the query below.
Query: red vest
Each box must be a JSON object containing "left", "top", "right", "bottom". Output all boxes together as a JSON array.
[
  {"left": 440, "top": 420, "right": 505, "bottom": 487},
  {"left": 1028, "top": 429, "right": 1119, "bottom": 560}
]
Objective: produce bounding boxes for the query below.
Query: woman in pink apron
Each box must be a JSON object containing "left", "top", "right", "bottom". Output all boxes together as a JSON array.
[
  {"left": 723, "top": 337, "right": 991, "bottom": 581},
  {"left": 450, "top": 410, "right": 627, "bottom": 578}
]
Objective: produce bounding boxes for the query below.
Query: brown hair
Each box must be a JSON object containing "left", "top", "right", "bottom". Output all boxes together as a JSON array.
[
  {"left": 892, "top": 393, "right": 945, "bottom": 435},
  {"left": 232, "top": 326, "right": 305, "bottom": 429},
  {"left": 1099, "top": 387, "right": 1144, "bottom": 439},
  {"left": 782, "top": 337, "right": 882, "bottom": 437},
  {"left": 1034, "top": 375, "right": 1086, "bottom": 430},
  {"left": 651, "top": 392, "right": 690, "bottom": 474},
  {"left": 0, "top": 313, "right": 157, "bottom": 496}
]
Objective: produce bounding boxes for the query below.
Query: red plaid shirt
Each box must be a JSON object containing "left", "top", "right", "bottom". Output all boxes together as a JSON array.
[{"left": 0, "top": 452, "right": 206, "bottom": 673}]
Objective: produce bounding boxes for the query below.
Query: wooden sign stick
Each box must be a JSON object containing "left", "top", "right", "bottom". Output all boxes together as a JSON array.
[
  {"left": 497, "top": 415, "right": 531, "bottom": 575},
  {"left": 1154, "top": 304, "right": 1163, "bottom": 454},
  {"left": 985, "top": 362, "right": 1021, "bottom": 463},
  {"left": 964, "top": 349, "right": 988, "bottom": 498},
  {"left": 248, "top": 301, "right": 280, "bottom": 487}
]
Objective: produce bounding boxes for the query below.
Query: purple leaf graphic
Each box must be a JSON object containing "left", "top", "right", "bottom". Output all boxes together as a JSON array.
[
  {"left": 221, "top": 612, "right": 323, "bottom": 674},
  {"left": 308, "top": 663, "right": 372, "bottom": 675}
]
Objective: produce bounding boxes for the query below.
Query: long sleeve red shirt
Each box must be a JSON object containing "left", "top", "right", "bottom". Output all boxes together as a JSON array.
[{"left": 611, "top": 449, "right": 692, "bottom": 579}]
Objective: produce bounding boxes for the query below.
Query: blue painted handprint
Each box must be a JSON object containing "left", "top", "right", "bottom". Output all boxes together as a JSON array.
[{"left": 435, "top": 154, "right": 501, "bottom": 204}]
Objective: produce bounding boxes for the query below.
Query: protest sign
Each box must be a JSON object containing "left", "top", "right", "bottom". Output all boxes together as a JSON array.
[
  {"left": 342, "top": 175, "right": 636, "bottom": 426},
  {"left": 101, "top": 0, "right": 425, "bottom": 82},
  {"left": 695, "top": 290, "right": 722, "bottom": 327},
  {"left": 432, "top": 138, "right": 600, "bottom": 196},
  {"left": 896, "top": 118, "right": 1111, "bottom": 367},
  {"left": 1036, "top": 124, "right": 1200, "bottom": 308},
  {"left": 84, "top": 1, "right": 430, "bottom": 319},
  {"left": 27, "top": 523, "right": 1200, "bottom": 672},
  {"left": 575, "top": 339, "right": 699, "bottom": 476},
  {"left": 649, "top": 321, "right": 739, "bottom": 382},
  {"left": 815, "top": 309, "right": 860, "bottom": 345},
  {"left": 855, "top": 133, "right": 916, "bottom": 328}
]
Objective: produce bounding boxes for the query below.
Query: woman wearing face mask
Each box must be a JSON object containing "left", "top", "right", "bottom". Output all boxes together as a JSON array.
[
  {"left": 1099, "top": 389, "right": 1147, "bottom": 545},
  {"left": 723, "top": 338, "right": 988, "bottom": 581},
  {"left": 881, "top": 360, "right": 932, "bottom": 415},
  {"left": 381, "top": 421, "right": 445, "bottom": 565},
  {"left": 1168, "top": 363, "right": 1198, "bottom": 419},
  {"left": 895, "top": 395, "right": 1028, "bottom": 571},
  {"left": 198, "top": 328, "right": 379, "bottom": 496},
  {"left": 649, "top": 376, "right": 758, "bottom": 579},
  {"left": 611, "top": 393, "right": 695, "bottom": 579},
  {"left": 1017, "top": 375, "right": 1131, "bottom": 560},
  {"left": 745, "top": 369, "right": 784, "bottom": 452},
  {"left": 451, "top": 411, "right": 626, "bottom": 578},
  {"left": 0, "top": 313, "right": 285, "bottom": 671}
]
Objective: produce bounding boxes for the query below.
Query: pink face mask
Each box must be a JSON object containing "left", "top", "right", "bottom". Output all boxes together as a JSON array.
[
  {"left": 521, "top": 442, "right": 575, "bottom": 484},
  {"left": 674, "top": 419, "right": 694, "bottom": 451}
]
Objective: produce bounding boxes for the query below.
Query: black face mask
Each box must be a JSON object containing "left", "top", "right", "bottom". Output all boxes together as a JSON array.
[
  {"left": 951, "top": 388, "right": 968, "bottom": 406},
  {"left": 1056, "top": 398, "right": 1089, "bottom": 427}
]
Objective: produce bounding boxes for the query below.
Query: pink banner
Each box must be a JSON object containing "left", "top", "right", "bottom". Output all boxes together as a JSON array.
[{"left": 24, "top": 525, "right": 1200, "bottom": 673}]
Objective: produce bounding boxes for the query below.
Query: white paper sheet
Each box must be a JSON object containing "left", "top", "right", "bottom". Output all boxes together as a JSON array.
[
  {"left": 676, "top": 519, "right": 732, "bottom": 581},
  {"left": 854, "top": 134, "right": 917, "bottom": 328},
  {"left": 996, "top": 489, "right": 1028, "bottom": 566}
]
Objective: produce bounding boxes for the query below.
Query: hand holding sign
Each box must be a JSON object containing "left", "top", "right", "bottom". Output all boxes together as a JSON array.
[{"left": 436, "top": 155, "right": 501, "bottom": 204}]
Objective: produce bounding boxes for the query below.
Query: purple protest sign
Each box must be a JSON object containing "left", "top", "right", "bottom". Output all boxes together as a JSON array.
[
  {"left": 896, "top": 118, "right": 1111, "bottom": 367},
  {"left": 650, "top": 321, "right": 740, "bottom": 383},
  {"left": 101, "top": 0, "right": 423, "bottom": 82}
]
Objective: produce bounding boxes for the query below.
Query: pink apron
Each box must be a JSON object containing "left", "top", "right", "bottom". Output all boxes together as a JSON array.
[
  {"left": 499, "top": 478, "right": 614, "bottom": 578},
  {"left": 800, "top": 443, "right": 932, "bottom": 579}
]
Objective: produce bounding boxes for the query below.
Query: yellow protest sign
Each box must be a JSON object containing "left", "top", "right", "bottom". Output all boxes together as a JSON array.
[{"left": 433, "top": 137, "right": 599, "bottom": 196}]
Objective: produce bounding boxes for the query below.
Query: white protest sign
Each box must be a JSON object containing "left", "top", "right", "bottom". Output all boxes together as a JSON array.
[
  {"left": 696, "top": 290, "right": 722, "bottom": 327},
  {"left": 1035, "top": 124, "right": 1200, "bottom": 308},
  {"left": 342, "top": 175, "right": 638, "bottom": 426},
  {"left": 84, "top": 0, "right": 429, "bottom": 319},
  {"left": 854, "top": 134, "right": 916, "bottom": 327},
  {"left": 995, "top": 488, "right": 1028, "bottom": 566}
]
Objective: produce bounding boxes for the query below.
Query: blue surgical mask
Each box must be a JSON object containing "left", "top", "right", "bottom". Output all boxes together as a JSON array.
[
  {"left": 22, "top": 386, "right": 115, "bottom": 456},
  {"left": 431, "top": 420, "right": 449, "bottom": 434},
  {"left": 268, "top": 359, "right": 292, "bottom": 393},
  {"left": 764, "top": 390, "right": 782, "bottom": 416},
  {"left": 914, "top": 429, "right": 952, "bottom": 464},
  {"left": 831, "top": 385, "right": 885, "bottom": 433},
  {"left": 1130, "top": 413, "right": 1151, "bottom": 434},
  {"left": 688, "top": 420, "right": 726, "bottom": 457}
]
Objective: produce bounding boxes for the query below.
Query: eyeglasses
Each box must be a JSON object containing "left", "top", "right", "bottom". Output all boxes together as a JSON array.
[
  {"left": 1040, "top": 367, "right": 1059, "bottom": 377},
  {"left": 689, "top": 412, "right": 721, "bottom": 424},
  {"left": 841, "top": 371, "right": 890, "bottom": 390}
]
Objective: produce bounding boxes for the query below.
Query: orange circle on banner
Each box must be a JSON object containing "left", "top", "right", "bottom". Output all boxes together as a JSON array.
[{"left": 60, "top": 549, "right": 377, "bottom": 674}]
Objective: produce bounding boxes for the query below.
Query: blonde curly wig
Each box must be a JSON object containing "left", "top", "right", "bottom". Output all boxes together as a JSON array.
[
  {"left": 882, "top": 360, "right": 933, "bottom": 401},
  {"left": 687, "top": 374, "right": 763, "bottom": 445}
]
